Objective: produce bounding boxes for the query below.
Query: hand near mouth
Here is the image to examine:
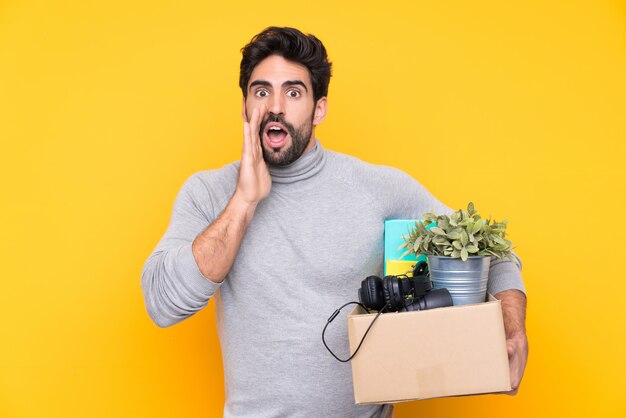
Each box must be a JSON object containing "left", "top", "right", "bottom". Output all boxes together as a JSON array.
[{"left": 236, "top": 105, "right": 272, "bottom": 207}]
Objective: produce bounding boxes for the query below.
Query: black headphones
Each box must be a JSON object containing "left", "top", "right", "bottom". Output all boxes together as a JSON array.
[
  {"left": 322, "top": 262, "right": 453, "bottom": 362},
  {"left": 358, "top": 261, "right": 442, "bottom": 312}
]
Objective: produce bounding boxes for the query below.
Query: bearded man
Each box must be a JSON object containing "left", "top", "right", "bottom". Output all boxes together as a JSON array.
[{"left": 142, "top": 26, "right": 528, "bottom": 418}]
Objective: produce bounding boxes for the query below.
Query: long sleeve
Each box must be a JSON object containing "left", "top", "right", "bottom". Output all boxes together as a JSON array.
[
  {"left": 141, "top": 174, "right": 223, "bottom": 328},
  {"left": 487, "top": 251, "right": 525, "bottom": 295}
]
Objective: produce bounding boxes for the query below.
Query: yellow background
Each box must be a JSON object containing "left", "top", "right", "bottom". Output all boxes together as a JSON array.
[{"left": 1, "top": 0, "right": 625, "bottom": 417}]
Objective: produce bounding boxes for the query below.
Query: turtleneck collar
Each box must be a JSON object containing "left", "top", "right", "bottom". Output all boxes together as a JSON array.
[{"left": 268, "top": 139, "right": 326, "bottom": 185}]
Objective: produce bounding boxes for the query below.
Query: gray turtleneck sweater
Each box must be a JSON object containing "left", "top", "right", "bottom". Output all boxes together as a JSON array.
[{"left": 141, "top": 140, "right": 525, "bottom": 418}]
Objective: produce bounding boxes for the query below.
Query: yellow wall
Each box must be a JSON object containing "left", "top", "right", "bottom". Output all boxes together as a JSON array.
[{"left": 1, "top": 1, "right": 625, "bottom": 416}]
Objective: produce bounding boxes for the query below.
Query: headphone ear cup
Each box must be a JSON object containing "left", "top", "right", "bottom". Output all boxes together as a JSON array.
[
  {"left": 382, "top": 277, "right": 391, "bottom": 311},
  {"left": 382, "top": 276, "right": 398, "bottom": 312},
  {"left": 392, "top": 276, "right": 406, "bottom": 311},
  {"left": 384, "top": 275, "right": 411, "bottom": 312},
  {"left": 360, "top": 276, "right": 385, "bottom": 311}
]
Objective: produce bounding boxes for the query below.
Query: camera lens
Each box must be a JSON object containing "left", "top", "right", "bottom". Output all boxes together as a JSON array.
[{"left": 401, "top": 288, "right": 453, "bottom": 312}]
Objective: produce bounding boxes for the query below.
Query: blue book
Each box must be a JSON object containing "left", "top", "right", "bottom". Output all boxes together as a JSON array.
[{"left": 384, "top": 220, "right": 428, "bottom": 275}]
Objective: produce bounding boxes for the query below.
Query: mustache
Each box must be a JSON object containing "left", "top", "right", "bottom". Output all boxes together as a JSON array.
[{"left": 259, "top": 113, "right": 295, "bottom": 136}]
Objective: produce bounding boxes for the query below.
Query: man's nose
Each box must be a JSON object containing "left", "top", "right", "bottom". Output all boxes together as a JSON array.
[{"left": 268, "top": 93, "right": 285, "bottom": 115}]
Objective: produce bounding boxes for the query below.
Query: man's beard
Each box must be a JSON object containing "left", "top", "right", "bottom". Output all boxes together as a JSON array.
[{"left": 259, "top": 113, "right": 314, "bottom": 166}]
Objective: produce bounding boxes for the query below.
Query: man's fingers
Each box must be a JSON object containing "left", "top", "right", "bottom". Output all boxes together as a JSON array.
[
  {"left": 258, "top": 104, "right": 268, "bottom": 135},
  {"left": 242, "top": 122, "right": 252, "bottom": 167},
  {"left": 257, "top": 105, "right": 268, "bottom": 155},
  {"left": 254, "top": 105, "right": 267, "bottom": 137},
  {"left": 503, "top": 387, "right": 519, "bottom": 396},
  {"left": 505, "top": 340, "right": 524, "bottom": 395},
  {"left": 510, "top": 362, "right": 523, "bottom": 392},
  {"left": 246, "top": 108, "right": 260, "bottom": 158},
  {"left": 243, "top": 106, "right": 270, "bottom": 162},
  {"left": 249, "top": 107, "right": 266, "bottom": 158},
  {"left": 507, "top": 341, "right": 515, "bottom": 357},
  {"left": 249, "top": 107, "right": 260, "bottom": 133}
]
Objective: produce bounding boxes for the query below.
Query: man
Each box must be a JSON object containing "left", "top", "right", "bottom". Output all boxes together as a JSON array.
[{"left": 142, "top": 27, "right": 528, "bottom": 417}]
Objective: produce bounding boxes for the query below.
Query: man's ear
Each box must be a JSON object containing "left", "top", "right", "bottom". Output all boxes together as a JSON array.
[
  {"left": 313, "top": 97, "right": 328, "bottom": 126},
  {"left": 241, "top": 96, "right": 248, "bottom": 122}
]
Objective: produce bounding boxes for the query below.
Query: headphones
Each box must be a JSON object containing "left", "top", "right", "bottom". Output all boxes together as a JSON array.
[
  {"left": 322, "top": 262, "right": 453, "bottom": 362},
  {"left": 358, "top": 261, "right": 446, "bottom": 312}
]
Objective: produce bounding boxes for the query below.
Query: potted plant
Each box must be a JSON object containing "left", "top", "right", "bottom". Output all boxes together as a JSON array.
[{"left": 399, "top": 202, "right": 519, "bottom": 305}]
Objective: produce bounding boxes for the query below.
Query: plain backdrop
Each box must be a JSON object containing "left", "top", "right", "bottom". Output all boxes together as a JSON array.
[{"left": 1, "top": 1, "right": 625, "bottom": 417}]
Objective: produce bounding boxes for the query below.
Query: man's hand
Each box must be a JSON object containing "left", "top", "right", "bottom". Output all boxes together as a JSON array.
[
  {"left": 236, "top": 105, "right": 271, "bottom": 207},
  {"left": 495, "top": 289, "right": 528, "bottom": 395},
  {"left": 504, "top": 331, "right": 528, "bottom": 395},
  {"left": 190, "top": 105, "right": 271, "bottom": 283}
]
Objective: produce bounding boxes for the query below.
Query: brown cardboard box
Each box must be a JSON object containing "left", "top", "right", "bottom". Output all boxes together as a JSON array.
[{"left": 347, "top": 295, "right": 511, "bottom": 404}]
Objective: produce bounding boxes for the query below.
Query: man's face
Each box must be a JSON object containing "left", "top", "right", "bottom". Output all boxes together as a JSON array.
[{"left": 244, "top": 55, "right": 326, "bottom": 166}]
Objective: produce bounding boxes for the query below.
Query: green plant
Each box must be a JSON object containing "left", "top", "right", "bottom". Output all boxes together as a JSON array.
[{"left": 399, "top": 202, "right": 520, "bottom": 266}]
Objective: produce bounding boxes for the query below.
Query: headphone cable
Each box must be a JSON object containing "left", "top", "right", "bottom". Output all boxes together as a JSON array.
[{"left": 322, "top": 301, "right": 390, "bottom": 363}]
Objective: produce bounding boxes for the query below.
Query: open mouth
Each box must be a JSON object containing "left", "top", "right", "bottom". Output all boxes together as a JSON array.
[{"left": 264, "top": 123, "right": 289, "bottom": 147}]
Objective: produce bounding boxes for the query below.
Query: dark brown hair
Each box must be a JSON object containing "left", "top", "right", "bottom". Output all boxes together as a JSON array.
[{"left": 239, "top": 27, "right": 332, "bottom": 103}]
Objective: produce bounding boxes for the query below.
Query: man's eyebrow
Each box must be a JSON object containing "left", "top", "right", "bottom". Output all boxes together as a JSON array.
[
  {"left": 283, "top": 80, "right": 308, "bottom": 92},
  {"left": 249, "top": 80, "right": 272, "bottom": 91},
  {"left": 248, "top": 79, "right": 309, "bottom": 92}
]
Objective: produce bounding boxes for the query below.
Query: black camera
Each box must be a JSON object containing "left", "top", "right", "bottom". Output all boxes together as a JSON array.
[{"left": 358, "top": 261, "right": 453, "bottom": 312}]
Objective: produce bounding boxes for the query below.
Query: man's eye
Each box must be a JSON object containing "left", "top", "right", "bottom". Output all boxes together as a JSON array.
[
  {"left": 287, "top": 89, "right": 300, "bottom": 98},
  {"left": 255, "top": 90, "right": 269, "bottom": 97}
]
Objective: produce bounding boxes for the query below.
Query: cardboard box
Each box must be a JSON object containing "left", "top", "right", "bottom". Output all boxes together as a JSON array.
[{"left": 347, "top": 295, "right": 511, "bottom": 404}]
